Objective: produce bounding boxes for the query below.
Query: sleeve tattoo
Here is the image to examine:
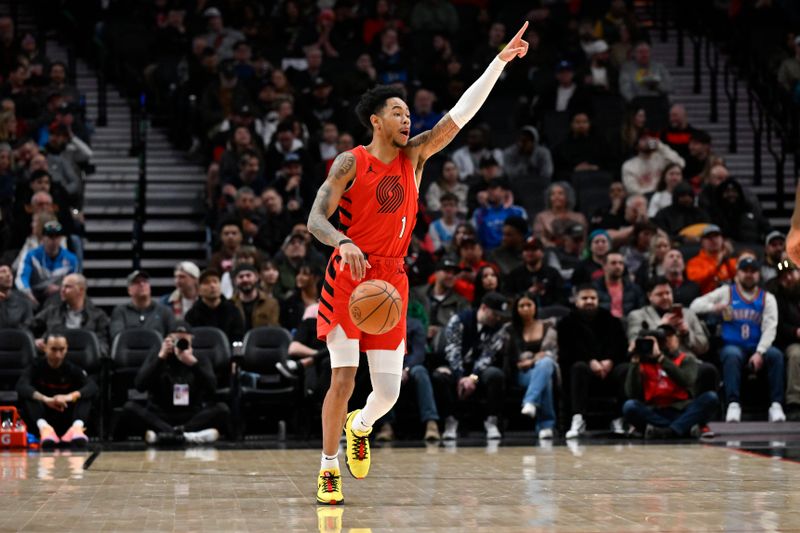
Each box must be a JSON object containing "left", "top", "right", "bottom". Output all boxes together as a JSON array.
[
  {"left": 408, "top": 114, "right": 460, "bottom": 159},
  {"left": 307, "top": 152, "right": 355, "bottom": 247}
]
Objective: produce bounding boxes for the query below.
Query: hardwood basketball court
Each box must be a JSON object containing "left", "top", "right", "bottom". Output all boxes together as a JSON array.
[{"left": 2, "top": 438, "right": 799, "bottom": 531}]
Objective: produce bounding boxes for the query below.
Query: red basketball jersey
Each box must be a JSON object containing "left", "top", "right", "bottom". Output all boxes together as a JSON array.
[{"left": 337, "top": 145, "right": 418, "bottom": 258}]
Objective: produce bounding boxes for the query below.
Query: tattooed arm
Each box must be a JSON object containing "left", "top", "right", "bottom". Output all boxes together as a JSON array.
[{"left": 307, "top": 151, "right": 371, "bottom": 280}]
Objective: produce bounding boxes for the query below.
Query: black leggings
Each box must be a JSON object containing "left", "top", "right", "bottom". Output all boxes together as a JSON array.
[
  {"left": 22, "top": 398, "right": 92, "bottom": 436},
  {"left": 121, "top": 401, "right": 231, "bottom": 436}
]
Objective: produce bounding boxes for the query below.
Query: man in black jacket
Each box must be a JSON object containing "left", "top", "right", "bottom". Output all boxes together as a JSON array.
[
  {"left": 768, "top": 260, "right": 800, "bottom": 420},
  {"left": 120, "top": 321, "right": 230, "bottom": 444},
  {"left": 557, "top": 284, "right": 629, "bottom": 439},
  {"left": 432, "top": 292, "right": 512, "bottom": 441},
  {"left": 185, "top": 269, "right": 245, "bottom": 342},
  {"left": 16, "top": 328, "right": 97, "bottom": 446}
]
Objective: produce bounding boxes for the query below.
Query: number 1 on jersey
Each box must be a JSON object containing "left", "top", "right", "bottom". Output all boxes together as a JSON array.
[{"left": 399, "top": 216, "right": 406, "bottom": 239}]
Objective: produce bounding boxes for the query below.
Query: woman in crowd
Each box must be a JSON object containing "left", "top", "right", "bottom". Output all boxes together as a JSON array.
[
  {"left": 634, "top": 229, "right": 671, "bottom": 286},
  {"left": 509, "top": 292, "right": 559, "bottom": 440},
  {"left": 647, "top": 163, "right": 683, "bottom": 218},
  {"left": 620, "top": 221, "right": 657, "bottom": 279},
  {"left": 473, "top": 264, "right": 502, "bottom": 308},
  {"left": 620, "top": 107, "right": 646, "bottom": 158},
  {"left": 533, "top": 182, "right": 587, "bottom": 248}
]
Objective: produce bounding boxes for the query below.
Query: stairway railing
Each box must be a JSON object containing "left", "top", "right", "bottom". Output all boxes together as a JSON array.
[
  {"left": 667, "top": 0, "right": 797, "bottom": 214},
  {"left": 130, "top": 94, "right": 148, "bottom": 271}
]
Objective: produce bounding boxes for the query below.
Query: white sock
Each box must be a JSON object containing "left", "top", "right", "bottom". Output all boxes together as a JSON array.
[
  {"left": 36, "top": 419, "right": 50, "bottom": 430},
  {"left": 72, "top": 420, "right": 84, "bottom": 429},
  {"left": 320, "top": 452, "right": 339, "bottom": 471},
  {"left": 353, "top": 411, "right": 372, "bottom": 434}
]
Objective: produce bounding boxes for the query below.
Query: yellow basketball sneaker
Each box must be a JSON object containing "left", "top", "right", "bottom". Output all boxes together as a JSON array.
[
  {"left": 344, "top": 410, "right": 371, "bottom": 479},
  {"left": 316, "top": 468, "right": 344, "bottom": 505}
]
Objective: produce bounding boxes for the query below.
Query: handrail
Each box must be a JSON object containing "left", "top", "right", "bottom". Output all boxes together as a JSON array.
[
  {"left": 746, "top": 87, "right": 764, "bottom": 186},
  {"left": 765, "top": 115, "right": 787, "bottom": 213},
  {"left": 688, "top": 33, "right": 702, "bottom": 94},
  {"left": 95, "top": 38, "right": 107, "bottom": 127},
  {"left": 723, "top": 62, "right": 738, "bottom": 153},
  {"left": 131, "top": 93, "right": 148, "bottom": 271},
  {"left": 704, "top": 39, "right": 719, "bottom": 123}
]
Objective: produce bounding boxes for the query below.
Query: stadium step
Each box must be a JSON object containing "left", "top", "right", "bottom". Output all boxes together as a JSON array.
[
  {"left": 36, "top": 37, "right": 208, "bottom": 312},
  {"left": 650, "top": 29, "right": 794, "bottom": 231}
]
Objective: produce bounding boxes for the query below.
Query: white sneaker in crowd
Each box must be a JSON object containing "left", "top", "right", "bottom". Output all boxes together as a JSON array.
[
  {"left": 521, "top": 403, "right": 537, "bottom": 418},
  {"left": 484, "top": 416, "right": 502, "bottom": 440},
  {"left": 565, "top": 414, "right": 585, "bottom": 439},
  {"left": 442, "top": 416, "right": 458, "bottom": 440},
  {"left": 184, "top": 428, "right": 219, "bottom": 444},
  {"left": 610, "top": 417, "right": 625, "bottom": 435},
  {"left": 538, "top": 428, "right": 554, "bottom": 440},
  {"left": 725, "top": 402, "right": 741, "bottom": 423},
  {"left": 769, "top": 402, "right": 786, "bottom": 423}
]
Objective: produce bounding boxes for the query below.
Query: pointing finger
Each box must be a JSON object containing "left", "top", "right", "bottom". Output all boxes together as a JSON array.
[{"left": 512, "top": 21, "right": 529, "bottom": 43}]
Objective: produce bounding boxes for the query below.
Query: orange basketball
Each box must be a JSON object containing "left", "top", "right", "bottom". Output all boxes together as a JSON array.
[{"left": 348, "top": 279, "right": 402, "bottom": 335}]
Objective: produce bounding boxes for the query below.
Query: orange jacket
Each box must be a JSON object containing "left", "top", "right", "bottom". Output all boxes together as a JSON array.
[{"left": 686, "top": 250, "right": 737, "bottom": 294}]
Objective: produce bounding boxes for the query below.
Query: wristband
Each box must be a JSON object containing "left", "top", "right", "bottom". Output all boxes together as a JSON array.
[{"left": 338, "top": 239, "right": 354, "bottom": 247}]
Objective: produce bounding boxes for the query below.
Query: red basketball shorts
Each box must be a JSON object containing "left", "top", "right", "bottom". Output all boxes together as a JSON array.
[{"left": 317, "top": 251, "right": 408, "bottom": 352}]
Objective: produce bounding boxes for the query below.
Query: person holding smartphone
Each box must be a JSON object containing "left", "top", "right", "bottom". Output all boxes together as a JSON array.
[
  {"left": 622, "top": 324, "right": 719, "bottom": 439},
  {"left": 118, "top": 321, "right": 231, "bottom": 444}
]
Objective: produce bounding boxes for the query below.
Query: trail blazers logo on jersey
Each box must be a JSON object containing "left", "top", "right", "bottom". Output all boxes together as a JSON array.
[{"left": 376, "top": 175, "right": 404, "bottom": 214}]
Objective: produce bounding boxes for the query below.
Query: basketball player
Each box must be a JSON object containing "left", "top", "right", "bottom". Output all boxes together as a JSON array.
[
  {"left": 308, "top": 22, "right": 530, "bottom": 504},
  {"left": 788, "top": 181, "right": 800, "bottom": 266}
]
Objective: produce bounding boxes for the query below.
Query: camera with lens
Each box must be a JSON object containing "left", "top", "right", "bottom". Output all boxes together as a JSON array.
[
  {"left": 632, "top": 323, "right": 665, "bottom": 361},
  {"left": 175, "top": 337, "right": 190, "bottom": 352}
]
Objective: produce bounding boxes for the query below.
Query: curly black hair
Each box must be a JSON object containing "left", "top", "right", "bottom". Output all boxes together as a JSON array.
[{"left": 355, "top": 85, "right": 407, "bottom": 130}]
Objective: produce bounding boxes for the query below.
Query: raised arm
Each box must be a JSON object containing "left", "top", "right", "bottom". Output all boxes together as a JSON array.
[
  {"left": 307, "top": 151, "right": 370, "bottom": 280},
  {"left": 406, "top": 21, "right": 529, "bottom": 167},
  {"left": 787, "top": 180, "right": 800, "bottom": 265}
]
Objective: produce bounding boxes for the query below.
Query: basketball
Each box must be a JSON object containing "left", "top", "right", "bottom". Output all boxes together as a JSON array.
[{"left": 348, "top": 279, "right": 402, "bottom": 335}]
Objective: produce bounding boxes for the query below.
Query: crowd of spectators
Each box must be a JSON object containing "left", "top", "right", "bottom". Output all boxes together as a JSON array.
[{"left": 3, "top": 1, "right": 800, "bottom": 444}]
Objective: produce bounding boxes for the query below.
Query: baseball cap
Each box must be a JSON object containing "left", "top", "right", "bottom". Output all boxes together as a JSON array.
[
  {"left": 565, "top": 222, "right": 585, "bottom": 239},
  {"left": 479, "top": 155, "right": 499, "bottom": 168},
  {"left": 523, "top": 236, "right": 543, "bottom": 250},
  {"left": 232, "top": 263, "right": 258, "bottom": 278},
  {"left": 435, "top": 257, "right": 462, "bottom": 272},
  {"left": 737, "top": 256, "right": 760, "bottom": 270},
  {"left": 765, "top": 230, "right": 786, "bottom": 246},
  {"left": 198, "top": 268, "right": 221, "bottom": 284},
  {"left": 487, "top": 176, "right": 511, "bottom": 190},
  {"left": 203, "top": 7, "right": 222, "bottom": 17},
  {"left": 42, "top": 220, "right": 64, "bottom": 237},
  {"left": 555, "top": 59, "right": 574, "bottom": 72},
  {"left": 171, "top": 320, "right": 193, "bottom": 335},
  {"left": 701, "top": 224, "right": 722, "bottom": 238},
  {"left": 587, "top": 40, "right": 609, "bottom": 55},
  {"left": 283, "top": 152, "right": 302, "bottom": 165},
  {"left": 175, "top": 261, "right": 200, "bottom": 279},
  {"left": 657, "top": 323, "right": 677, "bottom": 336},
  {"left": 313, "top": 76, "right": 331, "bottom": 89},
  {"left": 481, "top": 291, "right": 511, "bottom": 319},
  {"left": 126, "top": 270, "right": 149, "bottom": 285}
]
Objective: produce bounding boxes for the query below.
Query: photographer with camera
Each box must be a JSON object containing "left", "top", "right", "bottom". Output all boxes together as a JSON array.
[
  {"left": 119, "top": 321, "right": 231, "bottom": 444},
  {"left": 627, "top": 277, "right": 718, "bottom": 396},
  {"left": 622, "top": 324, "right": 719, "bottom": 439}
]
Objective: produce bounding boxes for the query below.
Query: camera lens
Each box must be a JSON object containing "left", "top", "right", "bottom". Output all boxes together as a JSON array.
[{"left": 176, "top": 338, "right": 190, "bottom": 351}]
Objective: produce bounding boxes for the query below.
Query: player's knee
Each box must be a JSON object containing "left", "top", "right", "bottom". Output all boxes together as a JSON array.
[
  {"left": 373, "top": 376, "right": 401, "bottom": 405},
  {"left": 329, "top": 370, "right": 356, "bottom": 398}
]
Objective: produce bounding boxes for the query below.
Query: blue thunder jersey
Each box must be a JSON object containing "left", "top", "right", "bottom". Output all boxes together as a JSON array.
[{"left": 721, "top": 285, "right": 765, "bottom": 352}]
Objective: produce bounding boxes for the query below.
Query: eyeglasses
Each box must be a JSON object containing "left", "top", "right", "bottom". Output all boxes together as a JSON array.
[{"left": 778, "top": 259, "right": 796, "bottom": 273}]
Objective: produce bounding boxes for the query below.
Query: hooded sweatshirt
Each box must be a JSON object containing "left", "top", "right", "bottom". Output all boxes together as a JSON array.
[
  {"left": 652, "top": 182, "right": 710, "bottom": 238},
  {"left": 711, "top": 178, "right": 771, "bottom": 244}
]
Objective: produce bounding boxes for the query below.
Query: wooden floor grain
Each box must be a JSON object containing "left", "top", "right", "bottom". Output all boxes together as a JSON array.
[{"left": 1, "top": 443, "right": 799, "bottom": 532}]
